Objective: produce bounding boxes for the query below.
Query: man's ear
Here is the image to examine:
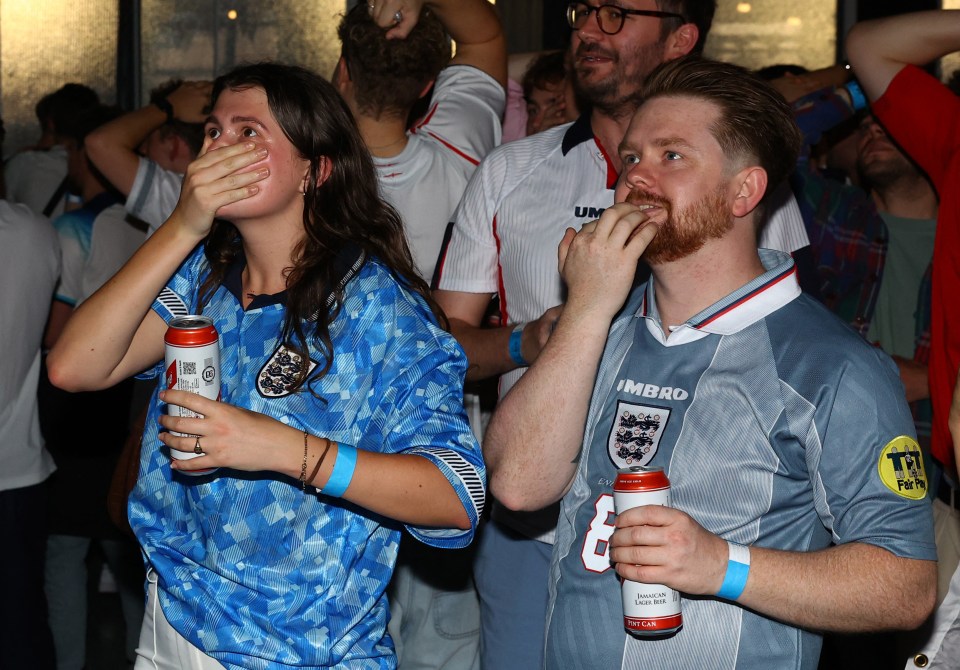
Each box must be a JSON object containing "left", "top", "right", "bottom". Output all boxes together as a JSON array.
[
  {"left": 731, "top": 166, "right": 768, "bottom": 219},
  {"left": 333, "top": 57, "right": 351, "bottom": 93},
  {"left": 664, "top": 23, "right": 699, "bottom": 60}
]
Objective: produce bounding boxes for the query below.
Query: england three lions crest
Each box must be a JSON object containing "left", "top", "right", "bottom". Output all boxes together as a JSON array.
[
  {"left": 607, "top": 401, "right": 670, "bottom": 468},
  {"left": 257, "top": 345, "right": 317, "bottom": 398}
]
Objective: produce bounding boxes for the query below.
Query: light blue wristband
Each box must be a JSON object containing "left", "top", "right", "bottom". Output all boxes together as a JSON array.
[
  {"left": 322, "top": 444, "right": 357, "bottom": 497},
  {"left": 716, "top": 542, "right": 751, "bottom": 601},
  {"left": 509, "top": 323, "right": 528, "bottom": 366},
  {"left": 845, "top": 80, "right": 868, "bottom": 112}
]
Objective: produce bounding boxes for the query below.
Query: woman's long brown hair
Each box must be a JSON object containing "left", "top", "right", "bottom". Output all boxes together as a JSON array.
[{"left": 197, "top": 62, "right": 445, "bottom": 393}]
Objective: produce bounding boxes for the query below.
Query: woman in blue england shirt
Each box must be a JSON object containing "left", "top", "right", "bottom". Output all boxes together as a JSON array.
[{"left": 48, "top": 62, "right": 484, "bottom": 669}]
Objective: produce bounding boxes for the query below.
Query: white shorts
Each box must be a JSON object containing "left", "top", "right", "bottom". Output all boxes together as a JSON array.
[{"left": 134, "top": 570, "right": 225, "bottom": 670}]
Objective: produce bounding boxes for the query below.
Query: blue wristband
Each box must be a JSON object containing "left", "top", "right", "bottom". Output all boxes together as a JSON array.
[
  {"left": 716, "top": 542, "right": 751, "bottom": 601},
  {"left": 322, "top": 444, "right": 357, "bottom": 497},
  {"left": 509, "top": 323, "right": 528, "bottom": 366},
  {"left": 845, "top": 80, "right": 868, "bottom": 112}
]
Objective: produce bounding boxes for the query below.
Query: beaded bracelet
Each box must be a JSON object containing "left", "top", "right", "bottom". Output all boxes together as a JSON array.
[{"left": 298, "top": 431, "right": 310, "bottom": 490}]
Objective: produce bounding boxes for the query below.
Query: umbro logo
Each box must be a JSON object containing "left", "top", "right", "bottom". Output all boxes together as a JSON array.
[
  {"left": 616, "top": 378, "right": 689, "bottom": 401},
  {"left": 574, "top": 206, "right": 606, "bottom": 219}
]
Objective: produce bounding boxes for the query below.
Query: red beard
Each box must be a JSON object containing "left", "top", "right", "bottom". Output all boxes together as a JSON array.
[{"left": 626, "top": 186, "right": 733, "bottom": 265}]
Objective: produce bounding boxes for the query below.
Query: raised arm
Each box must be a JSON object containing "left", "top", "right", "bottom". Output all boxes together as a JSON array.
[
  {"left": 46, "top": 141, "right": 269, "bottom": 391},
  {"left": 485, "top": 204, "right": 658, "bottom": 511},
  {"left": 846, "top": 10, "right": 960, "bottom": 100},
  {"left": 374, "top": 0, "right": 508, "bottom": 89},
  {"left": 85, "top": 81, "right": 211, "bottom": 196}
]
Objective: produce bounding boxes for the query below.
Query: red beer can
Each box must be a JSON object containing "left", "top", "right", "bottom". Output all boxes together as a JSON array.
[
  {"left": 613, "top": 465, "right": 683, "bottom": 637},
  {"left": 164, "top": 315, "right": 220, "bottom": 476}
]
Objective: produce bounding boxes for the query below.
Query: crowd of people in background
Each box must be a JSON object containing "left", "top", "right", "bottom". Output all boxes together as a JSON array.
[{"left": 1, "top": 1, "right": 959, "bottom": 669}]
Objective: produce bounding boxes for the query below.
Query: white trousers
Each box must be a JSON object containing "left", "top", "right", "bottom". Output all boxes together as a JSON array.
[{"left": 134, "top": 570, "right": 225, "bottom": 670}]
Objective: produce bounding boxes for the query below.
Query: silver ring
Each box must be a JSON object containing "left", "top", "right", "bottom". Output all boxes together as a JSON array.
[
  {"left": 368, "top": 2, "right": 374, "bottom": 15},
  {"left": 393, "top": 10, "right": 403, "bottom": 24},
  {"left": 194, "top": 437, "right": 203, "bottom": 455}
]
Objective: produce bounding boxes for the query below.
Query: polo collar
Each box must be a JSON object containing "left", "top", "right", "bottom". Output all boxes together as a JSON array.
[
  {"left": 562, "top": 112, "right": 619, "bottom": 190},
  {"left": 639, "top": 249, "right": 800, "bottom": 346},
  {"left": 561, "top": 113, "right": 595, "bottom": 155}
]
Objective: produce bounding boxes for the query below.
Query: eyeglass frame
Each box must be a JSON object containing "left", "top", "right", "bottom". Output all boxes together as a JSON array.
[{"left": 566, "top": 2, "right": 686, "bottom": 36}]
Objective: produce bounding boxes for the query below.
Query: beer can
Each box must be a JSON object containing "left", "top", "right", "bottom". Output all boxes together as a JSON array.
[
  {"left": 164, "top": 315, "right": 220, "bottom": 476},
  {"left": 613, "top": 465, "right": 682, "bottom": 637}
]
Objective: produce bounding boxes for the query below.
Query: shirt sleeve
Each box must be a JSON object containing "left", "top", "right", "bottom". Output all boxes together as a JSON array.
[
  {"left": 128, "top": 157, "right": 184, "bottom": 236},
  {"left": 135, "top": 245, "right": 206, "bottom": 380},
  {"left": 872, "top": 64, "right": 960, "bottom": 190},
  {"left": 808, "top": 345, "right": 937, "bottom": 561},
  {"left": 433, "top": 148, "right": 506, "bottom": 294},
  {"left": 412, "top": 65, "right": 506, "bottom": 170},
  {"left": 357, "top": 285, "right": 486, "bottom": 548}
]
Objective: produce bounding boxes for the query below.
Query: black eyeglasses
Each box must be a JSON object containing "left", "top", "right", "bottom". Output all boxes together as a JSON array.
[{"left": 566, "top": 2, "right": 685, "bottom": 36}]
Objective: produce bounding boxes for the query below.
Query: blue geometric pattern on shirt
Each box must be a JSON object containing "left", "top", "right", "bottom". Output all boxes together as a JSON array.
[{"left": 130, "top": 246, "right": 484, "bottom": 669}]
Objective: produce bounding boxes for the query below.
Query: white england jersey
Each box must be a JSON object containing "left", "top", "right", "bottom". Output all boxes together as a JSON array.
[
  {"left": 377, "top": 65, "right": 504, "bottom": 281},
  {"left": 547, "top": 250, "right": 936, "bottom": 669},
  {"left": 437, "top": 115, "right": 810, "bottom": 403}
]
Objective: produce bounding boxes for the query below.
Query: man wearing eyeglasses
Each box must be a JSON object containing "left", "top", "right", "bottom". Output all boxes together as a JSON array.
[{"left": 432, "top": 4, "right": 731, "bottom": 669}]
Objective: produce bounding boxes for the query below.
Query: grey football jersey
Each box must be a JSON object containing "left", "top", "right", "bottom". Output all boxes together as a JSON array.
[{"left": 546, "top": 250, "right": 936, "bottom": 670}]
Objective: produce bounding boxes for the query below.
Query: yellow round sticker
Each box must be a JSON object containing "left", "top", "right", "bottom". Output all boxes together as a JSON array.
[{"left": 877, "top": 436, "right": 928, "bottom": 500}]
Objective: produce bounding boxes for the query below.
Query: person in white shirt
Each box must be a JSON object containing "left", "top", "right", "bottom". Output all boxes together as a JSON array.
[{"left": 335, "top": 1, "right": 506, "bottom": 666}]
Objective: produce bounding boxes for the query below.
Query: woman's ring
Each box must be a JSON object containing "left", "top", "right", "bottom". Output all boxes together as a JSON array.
[
  {"left": 194, "top": 437, "right": 203, "bottom": 455},
  {"left": 393, "top": 10, "right": 403, "bottom": 24}
]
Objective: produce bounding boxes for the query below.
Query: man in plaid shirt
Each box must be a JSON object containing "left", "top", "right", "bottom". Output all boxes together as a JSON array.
[{"left": 787, "top": 79, "right": 936, "bottom": 451}]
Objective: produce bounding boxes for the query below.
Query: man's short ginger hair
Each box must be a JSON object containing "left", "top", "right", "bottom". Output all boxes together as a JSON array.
[
  {"left": 640, "top": 55, "right": 801, "bottom": 201},
  {"left": 337, "top": 4, "right": 450, "bottom": 119}
]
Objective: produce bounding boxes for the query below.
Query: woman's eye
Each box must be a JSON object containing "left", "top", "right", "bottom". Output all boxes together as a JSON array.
[
  {"left": 206, "top": 127, "right": 221, "bottom": 140},
  {"left": 242, "top": 127, "right": 259, "bottom": 138}
]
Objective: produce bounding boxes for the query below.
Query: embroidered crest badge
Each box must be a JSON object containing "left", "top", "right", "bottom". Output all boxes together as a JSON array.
[
  {"left": 257, "top": 345, "right": 317, "bottom": 397},
  {"left": 607, "top": 401, "right": 670, "bottom": 468}
]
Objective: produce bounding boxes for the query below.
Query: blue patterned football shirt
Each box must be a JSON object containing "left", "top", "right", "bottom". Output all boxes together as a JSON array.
[
  {"left": 546, "top": 249, "right": 936, "bottom": 670},
  {"left": 130, "top": 244, "right": 485, "bottom": 669}
]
